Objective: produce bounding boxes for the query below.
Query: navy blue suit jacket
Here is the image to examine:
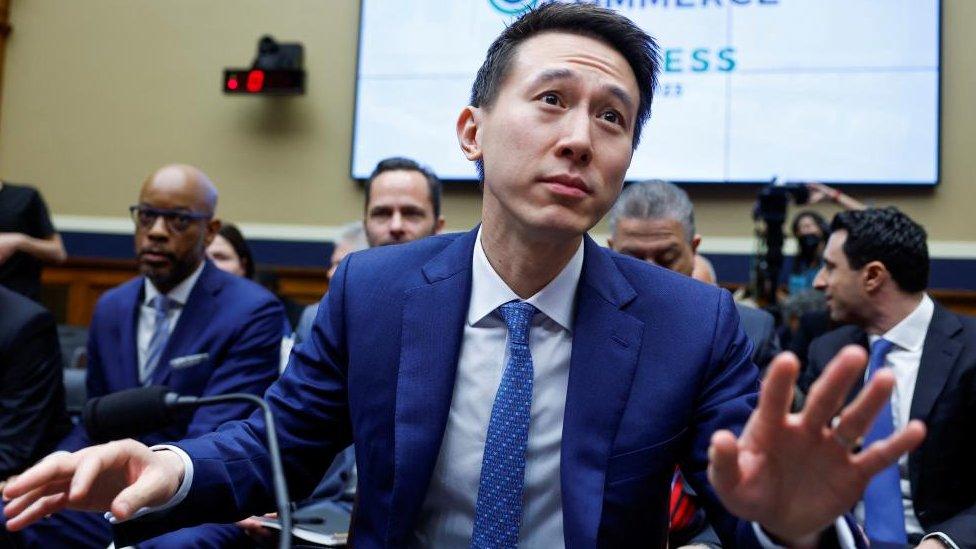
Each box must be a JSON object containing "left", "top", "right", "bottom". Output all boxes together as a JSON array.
[
  {"left": 58, "top": 260, "right": 285, "bottom": 451},
  {"left": 122, "top": 229, "right": 856, "bottom": 548}
]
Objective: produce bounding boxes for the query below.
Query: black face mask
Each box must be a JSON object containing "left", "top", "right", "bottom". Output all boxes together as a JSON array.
[{"left": 798, "top": 234, "right": 822, "bottom": 258}]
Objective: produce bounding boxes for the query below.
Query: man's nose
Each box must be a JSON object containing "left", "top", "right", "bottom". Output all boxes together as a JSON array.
[
  {"left": 813, "top": 266, "right": 827, "bottom": 289},
  {"left": 556, "top": 109, "right": 593, "bottom": 165},
  {"left": 147, "top": 215, "right": 171, "bottom": 240},
  {"left": 389, "top": 211, "right": 404, "bottom": 234}
]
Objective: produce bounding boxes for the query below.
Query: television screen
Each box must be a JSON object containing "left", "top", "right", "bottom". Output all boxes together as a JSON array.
[{"left": 351, "top": 0, "right": 940, "bottom": 185}]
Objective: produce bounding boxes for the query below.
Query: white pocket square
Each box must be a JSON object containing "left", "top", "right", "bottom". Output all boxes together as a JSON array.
[{"left": 169, "top": 353, "right": 209, "bottom": 369}]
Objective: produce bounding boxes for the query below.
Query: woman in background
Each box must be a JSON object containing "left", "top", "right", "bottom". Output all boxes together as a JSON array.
[{"left": 207, "top": 223, "right": 255, "bottom": 279}]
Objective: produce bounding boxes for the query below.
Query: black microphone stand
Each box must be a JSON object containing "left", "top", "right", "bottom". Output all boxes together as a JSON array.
[{"left": 170, "top": 393, "right": 293, "bottom": 549}]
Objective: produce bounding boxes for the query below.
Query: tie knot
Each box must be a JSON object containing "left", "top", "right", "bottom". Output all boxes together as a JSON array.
[
  {"left": 151, "top": 295, "right": 174, "bottom": 315},
  {"left": 867, "top": 337, "right": 894, "bottom": 376},
  {"left": 499, "top": 301, "right": 537, "bottom": 345}
]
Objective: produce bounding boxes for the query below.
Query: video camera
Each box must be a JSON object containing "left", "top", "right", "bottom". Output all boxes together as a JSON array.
[{"left": 752, "top": 178, "right": 810, "bottom": 307}]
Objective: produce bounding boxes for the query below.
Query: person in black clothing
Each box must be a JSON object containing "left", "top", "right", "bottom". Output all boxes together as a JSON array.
[
  {"left": 0, "top": 182, "right": 67, "bottom": 300},
  {"left": 0, "top": 286, "right": 72, "bottom": 483}
]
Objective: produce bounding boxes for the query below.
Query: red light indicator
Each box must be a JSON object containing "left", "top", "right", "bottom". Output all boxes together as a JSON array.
[
  {"left": 227, "top": 76, "right": 239, "bottom": 91},
  {"left": 246, "top": 70, "right": 265, "bottom": 93}
]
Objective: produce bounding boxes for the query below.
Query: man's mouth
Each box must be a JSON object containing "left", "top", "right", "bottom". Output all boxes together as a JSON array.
[
  {"left": 541, "top": 175, "right": 591, "bottom": 198},
  {"left": 139, "top": 250, "right": 174, "bottom": 264}
]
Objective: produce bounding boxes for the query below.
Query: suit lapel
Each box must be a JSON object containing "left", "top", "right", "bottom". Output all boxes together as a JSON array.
[
  {"left": 910, "top": 304, "right": 962, "bottom": 423},
  {"left": 118, "top": 281, "right": 143, "bottom": 389},
  {"left": 560, "top": 237, "right": 643, "bottom": 547},
  {"left": 388, "top": 230, "right": 476, "bottom": 543},
  {"left": 151, "top": 263, "right": 220, "bottom": 386}
]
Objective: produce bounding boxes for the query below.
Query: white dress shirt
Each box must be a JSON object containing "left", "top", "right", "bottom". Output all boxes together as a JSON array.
[
  {"left": 411, "top": 228, "right": 583, "bottom": 547},
  {"left": 858, "top": 295, "right": 957, "bottom": 548},
  {"left": 137, "top": 262, "right": 204, "bottom": 381}
]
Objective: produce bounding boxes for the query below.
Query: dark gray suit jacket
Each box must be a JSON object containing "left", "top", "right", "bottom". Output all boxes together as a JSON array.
[{"left": 736, "top": 304, "right": 780, "bottom": 371}]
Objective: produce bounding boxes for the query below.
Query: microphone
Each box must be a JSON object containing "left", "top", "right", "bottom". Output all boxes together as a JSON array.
[
  {"left": 83, "top": 386, "right": 294, "bottom": 549},
  {"left": 83, "top": 386, "right": 183, "bottom": 443}
]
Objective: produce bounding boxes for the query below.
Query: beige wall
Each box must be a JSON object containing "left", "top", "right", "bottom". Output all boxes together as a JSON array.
[{"left": 0, "top": 0, "right": 973, "bottom": 245}]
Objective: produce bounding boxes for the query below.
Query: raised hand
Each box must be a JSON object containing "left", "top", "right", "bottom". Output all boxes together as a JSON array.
[
  {"left": 707, "top": 345, "right": 925, "bottom": 546},
  {"left": 2, "top": 439, "right": 185, "bottom": 531}
]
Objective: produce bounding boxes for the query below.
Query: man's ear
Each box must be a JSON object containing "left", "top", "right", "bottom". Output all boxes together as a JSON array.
[
  {"left": 862, "top": 260, "right": 888, "bottom": 293},
  {"left": 457, "top": 106, "right": 483, "bottom": 162},
  {"left": 691, "top": 234, "right": 702, "bottom": 255},
  {"left": 204, "top": 218, "right": 221, "bottom": 247},
  {"left": 434, "top": 216, "right": 446, "bottom": 235}
]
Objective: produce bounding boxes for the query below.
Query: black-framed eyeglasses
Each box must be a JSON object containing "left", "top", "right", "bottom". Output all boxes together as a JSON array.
[{"left": 129, "top": 205, "right": 212, "bottom": 233}]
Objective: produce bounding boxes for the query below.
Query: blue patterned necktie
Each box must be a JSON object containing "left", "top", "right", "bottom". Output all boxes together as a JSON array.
[
  {"left": 470, "top": 300, "right": 537, "bottom": 549},
  {"left": 142, "top": 295, "right": 174, "bottom": 385},
  {"left": 862, "top": 337, "right": 907, "bottom": 545}
]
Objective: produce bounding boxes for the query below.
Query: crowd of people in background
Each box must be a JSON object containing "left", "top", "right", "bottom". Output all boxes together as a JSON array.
[{"left": 0, "top": 3, "right": 972, "bottom": 548}]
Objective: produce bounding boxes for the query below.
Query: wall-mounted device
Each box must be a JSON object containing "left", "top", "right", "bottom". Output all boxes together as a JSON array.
[{"left": 224, "top": 35, "right": 304, "bottom": 95}]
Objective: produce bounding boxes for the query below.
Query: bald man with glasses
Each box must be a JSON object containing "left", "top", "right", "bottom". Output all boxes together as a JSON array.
[{"left": 0, "top": 165, "right": 287, "bottom": 548}]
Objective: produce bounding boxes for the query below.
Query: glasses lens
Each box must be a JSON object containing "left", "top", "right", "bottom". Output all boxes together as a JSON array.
[{"left": 169, "top": 214, "right": 192, "bottom": 232}]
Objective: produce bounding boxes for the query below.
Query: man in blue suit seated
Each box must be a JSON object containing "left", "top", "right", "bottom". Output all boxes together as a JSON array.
[
  {"left": 5, "top": 5, "right": 924, "bottom": 548},
  {"left": 0, "top": 164, "right": 285, "bottom": 548}
]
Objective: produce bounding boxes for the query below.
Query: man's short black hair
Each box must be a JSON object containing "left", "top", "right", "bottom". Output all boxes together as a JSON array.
[
  {"left": 365, "top": 157, "right": 442, "bottom": 219},
  {"left": 830, "top": 207, "right": 929, "bottom": 293},
  {"left": 470, "top": 2, "right": 660, "bottom": 177}
]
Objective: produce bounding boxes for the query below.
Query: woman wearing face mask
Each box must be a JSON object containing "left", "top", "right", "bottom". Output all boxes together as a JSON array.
[{"left": 787, "top": 211, "right": 829, "bottom": 295}]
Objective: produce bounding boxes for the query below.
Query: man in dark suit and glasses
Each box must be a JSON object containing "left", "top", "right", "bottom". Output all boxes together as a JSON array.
[
  {"left": 801, "top": 207, "right": 973, "bottom": 549},
  {"left": 4, "top": 5, "right": 925, "bottom": 548}
]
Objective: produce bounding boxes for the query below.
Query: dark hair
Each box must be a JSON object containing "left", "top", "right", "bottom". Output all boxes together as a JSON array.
[
  {"left": 217, "top": 223, "right": 255, "bottom": 279},
  {"left": 470, "top": 2, "right": 660, "bottom": 177},
  {"left": 830, "top": 207, "right": 929, "bottom": 293},
  {"left": 791, "top": 210, "right": 829, "bottom": 239},
  {"left": 364, "top": 157, "right": 442, "bottom": 219}
]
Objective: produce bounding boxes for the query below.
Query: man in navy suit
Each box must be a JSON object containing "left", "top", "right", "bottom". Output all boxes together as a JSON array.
[
  {"left": 800, "top": 207, "right": 974, "bottom": 549},
  {"left": 0, "top": 165, "right": 285, "bottom": 547},
  {"left": 5, "top": 5, "right": 923, "bottom": 548}
]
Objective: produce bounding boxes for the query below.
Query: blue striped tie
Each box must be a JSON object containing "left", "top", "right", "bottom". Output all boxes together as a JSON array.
[
  {"left": 470, "top": 300, "right": 537, "bottom": 549},
  {"left": 862, "top": 338, "right": 907, "bottom": 545},
  {"left": 142, "top": 295, "right": 173, "bottom": 385}
]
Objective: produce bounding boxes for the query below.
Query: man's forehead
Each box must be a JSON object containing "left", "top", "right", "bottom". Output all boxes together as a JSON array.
[
  {"left": 508, "top": 31, "right": 638, "bottom": 94},
  {"left": 619, "top": 217, "right": 685, "bottom": 239},
  {"left": 368, "top": 170, "right": 432, "bottom": 205}
]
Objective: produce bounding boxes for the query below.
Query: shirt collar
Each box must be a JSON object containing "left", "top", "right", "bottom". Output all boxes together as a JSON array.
[
  {"left": 143, "top": 261, "right": 206, "bottom": 308},
  {"left": 467, "top": 226, "right": 584, "bottom": 332},
  {"left": 870, "top": 294, "right": 935, "bottom": 352}
]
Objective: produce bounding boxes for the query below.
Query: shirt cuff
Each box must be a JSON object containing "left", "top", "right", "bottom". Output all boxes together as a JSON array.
[
  {"left": 104, "top": 445, "right": 194, "bottom": 524},
  {"left": 752, "top": 517, "right": 856, "bottom": 549},
  {"left": 922, "top": 532, "right": 960, "bottom": 549}
]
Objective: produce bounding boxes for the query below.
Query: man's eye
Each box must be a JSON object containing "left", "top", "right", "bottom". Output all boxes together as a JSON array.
[
  {"left": 541, "top": 93, "right": 559, "bottom": 105},
  {"left": 601, "top": 110, "right": 622, "bottom": 125}
]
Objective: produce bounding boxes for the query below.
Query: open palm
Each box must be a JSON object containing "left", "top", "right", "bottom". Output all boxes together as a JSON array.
[{"left": 708, "top": 345, "right": 926, "bottom": 544}]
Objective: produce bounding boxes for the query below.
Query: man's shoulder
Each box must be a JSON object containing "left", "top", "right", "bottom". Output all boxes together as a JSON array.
[
  {"left": 809, "top": 324, "right": 862, "bottom": 360},
  {"left": 0, "top": 285, "right": 53, "bottom": 342},
  {"left": 206, "top": 264, "right": 280, "bottom": 308},
  {"left": 343, "top": 233, "right": 464, "bottom": 283}
]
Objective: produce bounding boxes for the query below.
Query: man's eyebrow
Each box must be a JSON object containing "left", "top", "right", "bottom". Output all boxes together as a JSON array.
[{"left": 529, "top": 69, "right": 634, "bottom": 114}]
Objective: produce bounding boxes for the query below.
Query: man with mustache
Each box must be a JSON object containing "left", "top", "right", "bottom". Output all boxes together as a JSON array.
[{"left": 0, "top": 164, "right": 286, "bottom": 548}]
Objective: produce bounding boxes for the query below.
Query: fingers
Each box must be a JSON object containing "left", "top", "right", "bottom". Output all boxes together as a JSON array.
[
  {"left": 831, "top": 368, "right": 896, "bottom": 444},
  {"left": 853, "top": 419, "right": 926, "bottom": 478},
  {"left": 801, "top": 345, "right": 868, "bottom": 433},
  {"left": 3, "top": 451, "right": 74, "bottom": 501},
  {"left": 4, "top": 492, "right": 69, "bottom": 532},
  {"left": 67, "top": 450, "right": 108, "bottom": 505},
  {"left": 754, "top": 352, "right": 800, "bottom": 426},
  {"left": 707, "top": 429, "right": 742, "bottom": 496},
  {"left": 3, "top": 479, "right": 71, "bottom": 520},
  {"left": 110, "top": 467, "right": 176, "bottom": 521}
]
